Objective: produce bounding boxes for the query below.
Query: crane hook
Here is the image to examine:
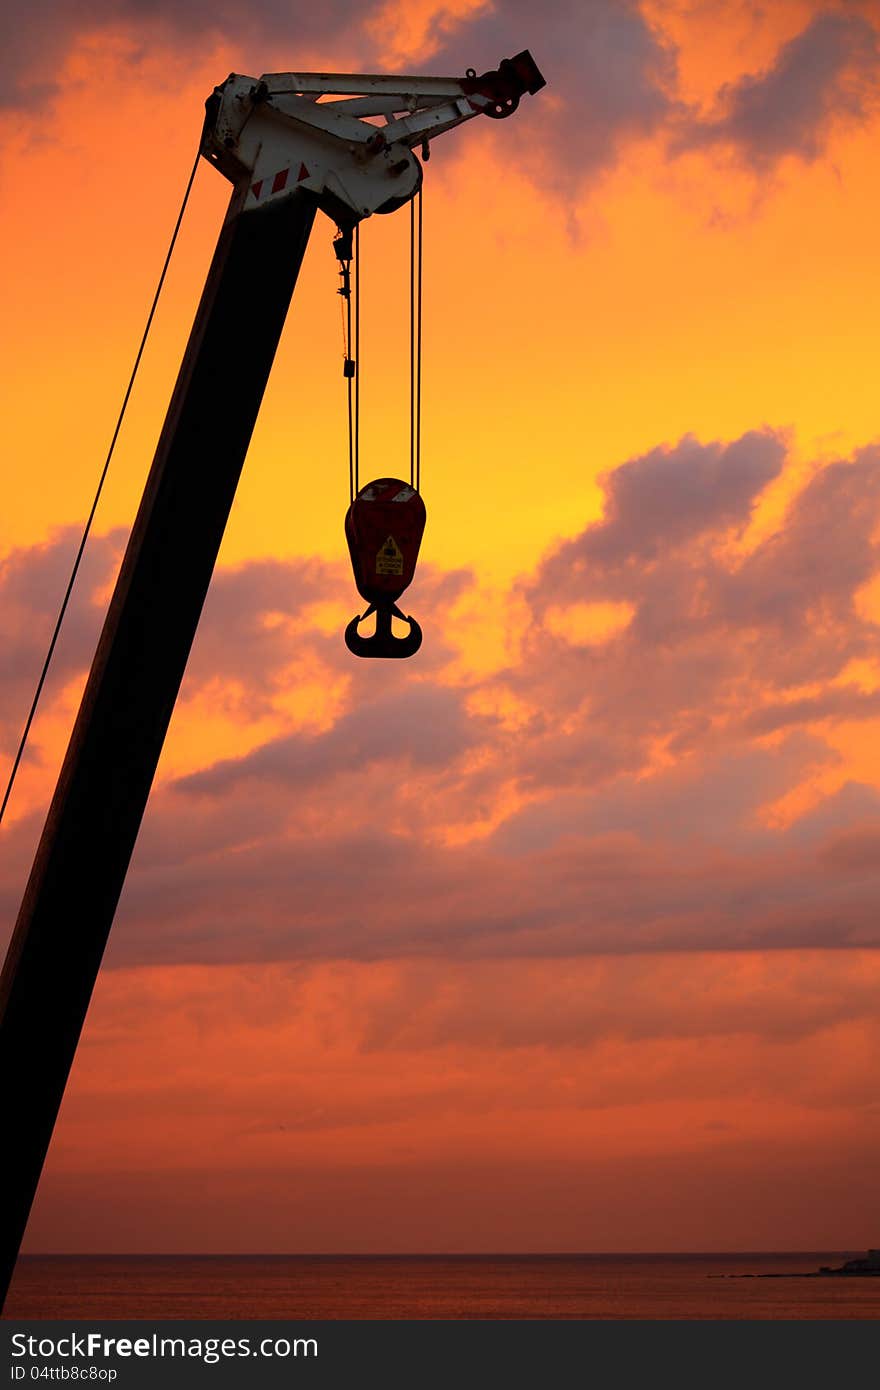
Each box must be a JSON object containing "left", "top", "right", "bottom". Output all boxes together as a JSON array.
[
  {"left": 344, "top": 601, "right": 423, "bottom": 658},
  {"left": 344, "top": 477, "right": 426, "bottom": 659}
]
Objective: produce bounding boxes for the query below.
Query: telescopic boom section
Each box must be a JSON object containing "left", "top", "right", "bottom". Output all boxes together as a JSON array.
[{"left": 0, "top": 51, "right": 544, "bottom": 1310}]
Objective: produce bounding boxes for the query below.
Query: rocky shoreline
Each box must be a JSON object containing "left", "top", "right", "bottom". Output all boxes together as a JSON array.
[{"left": 713, "top": 1249, "right": 880, "bottom": 1279}]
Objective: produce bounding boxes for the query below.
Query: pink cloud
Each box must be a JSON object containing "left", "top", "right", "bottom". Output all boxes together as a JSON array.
[
  {"left": 678, "top": 11, "right": 880, "bottom": 169},
  {"left": 17, "top": 952, "right": 880, "bottom": 1252},
  {"left": 4, "top": 431, "right": 880, "bottom": 971}
]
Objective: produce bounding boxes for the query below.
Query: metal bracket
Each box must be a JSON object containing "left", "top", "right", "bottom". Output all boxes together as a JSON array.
[{"left": 202, "top": 51, "right": 545, "bottom": 224}]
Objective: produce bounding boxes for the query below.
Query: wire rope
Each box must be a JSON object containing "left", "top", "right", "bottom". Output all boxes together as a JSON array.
[
  {"left": 354, "top": 221, "right": 360, "bottom": 496},
  {"left": 415, "top": 187, "right": 423, "bottom": 493},
  {"left": 344, "top": 247, "right": 355, "bottom": 503},
  {"left": 0, "top": 144, "right": 203, "bottom": 827},
  {"left": 409, "top": 188, "right": 424, "bottom": 491},
  {"left": 343, "top": 182, "right": 421, "bottom": 503}
]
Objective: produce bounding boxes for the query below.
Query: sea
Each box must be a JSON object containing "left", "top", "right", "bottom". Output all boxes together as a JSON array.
[{"left": 4, "top": 1252, "right": 880, "bottom": 1320}]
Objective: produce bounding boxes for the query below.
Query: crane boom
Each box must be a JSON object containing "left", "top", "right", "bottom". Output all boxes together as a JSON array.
[{"left": 0, "top": 50, "right": 544, "bottom": 1309}]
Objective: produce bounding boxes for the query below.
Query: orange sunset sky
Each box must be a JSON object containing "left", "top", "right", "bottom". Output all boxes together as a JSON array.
[{"left": 2, "top": 0, "right": 880, "bottom": 1253}]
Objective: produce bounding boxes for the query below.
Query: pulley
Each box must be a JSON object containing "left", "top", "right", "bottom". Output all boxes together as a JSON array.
[{"left": 344, "top": 478, "right": 426, "bottom": 658}]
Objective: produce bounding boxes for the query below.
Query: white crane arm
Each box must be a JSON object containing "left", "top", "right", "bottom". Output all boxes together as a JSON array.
[{"left": 202, "top": 51, "right": 545, "bottom": 223}]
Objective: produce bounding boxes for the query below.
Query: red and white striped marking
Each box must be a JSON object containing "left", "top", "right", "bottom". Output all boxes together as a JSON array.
[{"left": 250, "top": 162, "right": 311, "bottom": 201}]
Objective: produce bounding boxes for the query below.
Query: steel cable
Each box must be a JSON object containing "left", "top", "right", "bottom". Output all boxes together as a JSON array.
[
  {"left": 0, "top": 144, "right": 203, "bottom": 826},
  {"left": 409, "top": 189, "right": 423, "bottom": 491}
]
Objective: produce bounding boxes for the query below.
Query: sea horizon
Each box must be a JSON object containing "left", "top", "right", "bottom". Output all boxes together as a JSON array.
[
  {"left": 10, "top": 1247, "right": 868, "bottom": 1258},
  {"left": 6, "top": 1249, "right": 878, "bottom": 1321}
]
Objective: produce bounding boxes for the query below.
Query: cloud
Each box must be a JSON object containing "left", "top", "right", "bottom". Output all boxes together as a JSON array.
[
  {"left": 0, "top": 527, "right": 125, "bottom": 755},
  {"left": 3, "top": 0, "right": 679, "bottom": 203},
  {"left": 536, "top": 430, "right": 785, "bottom": 575},
  {"left": 425, "top": 0, "right": 679, "bottom": 187},
  {"left": 17, "top": 951, "right": 880, "bottom": 1254},
  {"left": 820, "top": 821, "right": 880, "bottom": 873},
  {"left": 494, "top": 734, "right": 834, "bottom": 852},
  {"left": 1, "top": 0, "right": 372, "bottom": 110},
  {"left": 80, "top": 752, "right": 880, "bottom": 965},
  {"left": 741, "top": 686, "right": 880, "bottom": 736},
  {"left": 5, "top": 430, "right": 880, "bottom": 969},
  {"left": 519, "top": 437, "right": 880, "bottom": 735},
  {"left": 680, "top": 11, "right": 880, "bottom": 169},
  {"left": 186, "top": 556, "right": 471, "bottom": 704},
  {"left": 0, "top": 523, "right": 471, "bottom": 762},
  {"left": 8, "top": 1, "right": 879, "bottom": 223},
  {"left": 178, "top": 682, "right": 476, "bottom": 796}
]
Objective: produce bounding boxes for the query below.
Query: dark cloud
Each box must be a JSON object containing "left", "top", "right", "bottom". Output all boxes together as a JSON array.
[
  {"left": 0, "top": 0, "right": 369, "bottom": 110},
  {"left": 3, "top": 0, "right": 678, "bottom": 201},
  {"left": 177, "top": 682, "right": 476, "bottom": 796},
  {"left": 0, "top": 521, "right": 471, "bottom": 754},
  {"left": 821, "top": 822, "right": 880, "bottom": 873},
  {"left": 519, "top": 438, "right": 880, "bottom": 746},
  {"left": 7, "top": 1, "right": 879, "bottom": 213},
  {"left": 493, "top": 734, "right": 835, "bottom": 855},
  {"left": 0, "top": 527, "right": 124, "bottom": 755},
  {"left": 741, "top": 686, "right": 880, "bottom": 736},
  {"left": 187, "top": 557, "right": 471, "bottom": 705},
  {"left": 0, "top": 529, "right": 344, "bottom": 772},
  {"left": 5, "top": 430, "right": 880, "bottom": 970},
  {"left": 783, "top": 779, "right": 880, "bottom": 844},
  {"left": 537, "top": 431, "right": 784, "bottom": 577},
  {"left": 426, "top": 0, "right": 678, "bottom": 186},
  {"left": 680, "top": 11, "right": 880, "bottom": 168},
  {"left": 711, "top": 450, "right": 880, "bottom": 684},
  {"left": 92, "top": 780, "right": 880, "bottom": 965}
]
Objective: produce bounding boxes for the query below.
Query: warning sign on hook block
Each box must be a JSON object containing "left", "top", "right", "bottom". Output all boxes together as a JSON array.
[{"left": 376, "top": 536, "right": 404, "bottom": 575}]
